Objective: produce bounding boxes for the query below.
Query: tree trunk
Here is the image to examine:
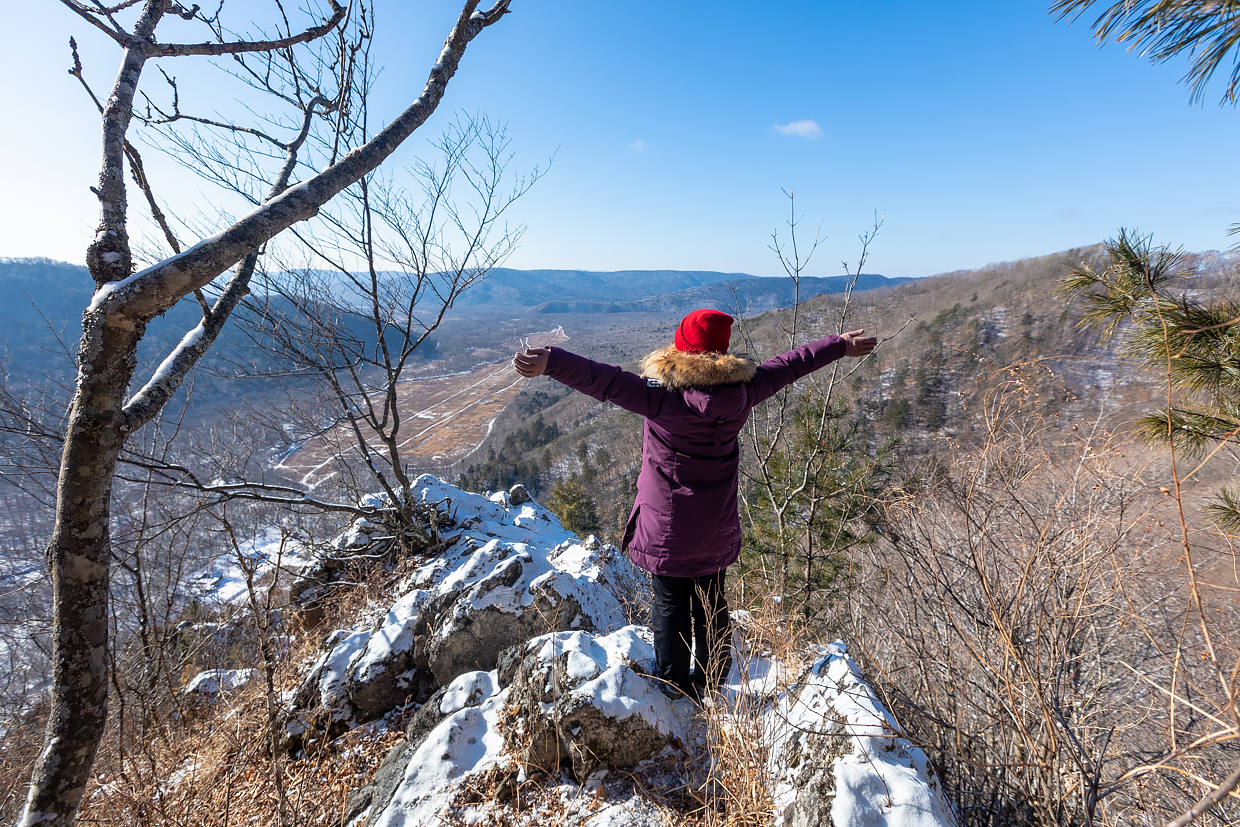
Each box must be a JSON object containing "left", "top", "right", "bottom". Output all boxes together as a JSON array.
[
  {"left": 21, "top": 311, "right": 144, "bottom": 827},
  {"left": 20, "top": 3, "right": 509, "bottom": 823}
]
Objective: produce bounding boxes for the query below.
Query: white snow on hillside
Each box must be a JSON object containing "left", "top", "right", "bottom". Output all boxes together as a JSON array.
[
  {"left": 185, "top": 528, "right": 313, "bottom": 606},
  {"left": 263, "top": 475, "right": 957, "bottom": 827}
]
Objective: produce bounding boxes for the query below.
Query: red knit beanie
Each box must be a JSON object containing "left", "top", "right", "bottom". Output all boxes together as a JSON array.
[{"left": 674, "top": 309, "right": 734, "bottom": 354}]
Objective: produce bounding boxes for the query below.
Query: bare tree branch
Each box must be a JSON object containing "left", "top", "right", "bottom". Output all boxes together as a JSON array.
[
  {"left": 92, "top": 0, "right": 511, "bottom": 321},
  {"left": 121, "top": 95, "right": 331, "bottom": 431},
  {"left": 150, "top": 0, "right": 346, "bottom": 57},
  {"left": 59, "top": 0, "right": 131, "bottom": 45}
]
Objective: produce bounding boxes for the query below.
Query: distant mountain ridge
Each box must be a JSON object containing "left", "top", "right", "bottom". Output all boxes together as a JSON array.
[
  {"left": 453, "top": 268, "right": 908, "bottom": 312},
  {"left": 0, "top": 257, "right": 275, "bottom": 405},
  {"left": 0, "top": 259, "right": 906, "bottom": 330},
  {"left": 528, "top": 274, "right": 906, "bottom": 314},
  {"left": 455, "top": 268, "right": 744, "bottom": 308},
  {"left": 0, "top": 259, "right": 908, "bottom": 393}
]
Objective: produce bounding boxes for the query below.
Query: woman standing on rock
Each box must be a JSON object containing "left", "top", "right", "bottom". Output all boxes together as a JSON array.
[{"left": 513, "top": 309, "right": 876, "bottom": 702}]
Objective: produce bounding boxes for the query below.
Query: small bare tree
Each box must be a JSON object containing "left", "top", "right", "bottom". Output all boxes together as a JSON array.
[
  {"left": 25, "top": 1, "right": 513, "bottom": 824},
  {"left": 242, "top": 113, "right": 543, "bottom": 525},
  {"left": 734, "top": 191, "right": 902, "bottom": 618}
]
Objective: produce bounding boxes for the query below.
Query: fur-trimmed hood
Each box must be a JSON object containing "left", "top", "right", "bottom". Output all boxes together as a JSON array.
[{"left": 640, "top": 345, "right": 757, "bottom": 391}]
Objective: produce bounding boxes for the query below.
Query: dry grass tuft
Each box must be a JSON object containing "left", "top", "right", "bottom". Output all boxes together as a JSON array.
[
  {"left": 838, "top": 378, "right": 1240, "bottom": 826},
  {"left": 74, "top": 676, "right": 414, "bottom": 827}
]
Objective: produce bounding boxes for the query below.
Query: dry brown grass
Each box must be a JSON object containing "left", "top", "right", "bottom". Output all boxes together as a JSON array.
[
  {"left": 835, "top": 376, "right": 1240, "bottom": 826},
  {"left": 694, "top": 608, "right": 803, "bottom": 827},
  {"left": 48, "top": 530, "right": 430, "bottom": 827},
  {"left": 0, "top": 698, "right": 48, "bottom": 821},
  {"left": 73, "top": 677, "right": 412, "bottom": 827},
  {"left": 68, "top": 551, "right": 421, "bottom": 827}
]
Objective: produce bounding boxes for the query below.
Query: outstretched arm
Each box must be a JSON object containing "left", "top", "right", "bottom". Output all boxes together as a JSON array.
[
  {"left": 751, "top": 328, "right": 878, "bottom": 405},
  {"left": 513, "top": 346, "right": 667, "bottom": 418}
]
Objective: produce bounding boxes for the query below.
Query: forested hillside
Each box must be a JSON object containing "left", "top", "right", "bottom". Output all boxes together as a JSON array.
[
  {"left": 4, "top": 242, "right": 1239, "bottom": 827},
  {"left": 11, "top": 0, "right": 1240, "bottom": 824}
]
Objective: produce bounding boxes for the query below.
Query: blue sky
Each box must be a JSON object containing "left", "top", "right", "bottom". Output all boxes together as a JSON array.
[{"left": 3, "top": 1, "right": 1237, "bottom": 279}]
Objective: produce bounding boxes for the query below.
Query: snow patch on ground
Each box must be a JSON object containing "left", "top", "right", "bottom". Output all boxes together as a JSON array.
[
  {"left": 185, "top": 528, "right": 313, "bottom": 606},
  {"left": 181, "top": 668, "right": 257, "bottom": 696},
  {"left": 769, "top": 641, "right": 956, "bottom": 827}
]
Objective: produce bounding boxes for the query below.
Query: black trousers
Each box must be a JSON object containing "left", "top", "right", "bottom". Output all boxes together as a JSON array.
[{"left": 650, "top": 569, "right": 731, "bottom": 698}]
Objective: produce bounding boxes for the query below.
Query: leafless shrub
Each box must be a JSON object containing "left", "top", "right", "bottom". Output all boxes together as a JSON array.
[
  {"left": 0, "top": 697, "right": 48, "bottom": 823},
  {"left": 842, "top": 377, "right": 1238, "bottom": 826}
]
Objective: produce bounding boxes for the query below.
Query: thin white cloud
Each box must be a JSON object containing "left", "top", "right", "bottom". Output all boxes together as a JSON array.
[
  {"left": 773, "top": 119, "right": 822, "bottom": 139},
  {"left": 626, "top": 138, "right": 647, "bottom": 151}
]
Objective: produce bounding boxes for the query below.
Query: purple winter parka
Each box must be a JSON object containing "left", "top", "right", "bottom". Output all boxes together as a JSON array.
[{"left": 543, "top": 334, "right": 847, "bottom": 578}]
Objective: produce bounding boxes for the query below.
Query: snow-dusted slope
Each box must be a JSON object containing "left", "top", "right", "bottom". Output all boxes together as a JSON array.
[
  {"left": 284, "top": 476, "right": 646, "bottom": 737},
  {"left": 279, "top": 477, "right": 955, "bottom": 827}
]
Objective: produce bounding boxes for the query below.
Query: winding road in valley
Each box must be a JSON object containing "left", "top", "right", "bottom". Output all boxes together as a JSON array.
[{"left": 275, "top": 328, "right": 568, "bottom": 488}]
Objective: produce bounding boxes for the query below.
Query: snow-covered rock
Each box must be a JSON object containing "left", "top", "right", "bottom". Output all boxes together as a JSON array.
[
  {"left": 342, "top": 670, "right": 501, "bottom": 827},
  {"left": 502, "top": 626, "right": 678, "bottom": 781},
  {"left": 285, "top": 476, "right": 644, "bottom": 741},
  {"left": 181, "top": 668, "right": 257, "bottom": 696},
  {"left": 349, "top": 627, "right": 687, "bottom": 827},
  {"left": 286, "top": 628, "right": 375, "bottom": 747},
  {"left": 411, "top": 533, "right": 629, "bottom": 685},
  {"left": 770, "top": 642, "right": 956, "bottom": 827},
  {"left": 288, "top": 517, "right": 390, "bottom": 626}
]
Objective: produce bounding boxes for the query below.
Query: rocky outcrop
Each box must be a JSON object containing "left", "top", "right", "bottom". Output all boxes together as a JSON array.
[
  {"left": 412, "top": 535, "right": 633, "bottom": 685},
  {"left": 501, "top": 627, "right": 677, "bottom": 781},
  {"left": 281, "top": 477, "right": 952, "bottom": 826},
  {"left": 283, "top": 477, "right": 645, "bottom": 748},
  {"left": 768, "top": 642, "right": 957, "bottom": 827},
  {"left": 345, "top": 626, "right": 956, "bottom": 827}
]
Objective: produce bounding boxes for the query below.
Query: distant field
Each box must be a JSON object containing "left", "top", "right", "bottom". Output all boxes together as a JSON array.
[{"left": 275, "top": 328, "right": 569, "bottom": 488}]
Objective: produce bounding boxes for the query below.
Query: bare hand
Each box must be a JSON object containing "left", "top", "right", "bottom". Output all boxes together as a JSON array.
[
  {"left": 513, "top": 346, "right": 551, "bottom": 378},
  {"left": 841, "top": 329, "right": 877, "bottom": 358}
]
